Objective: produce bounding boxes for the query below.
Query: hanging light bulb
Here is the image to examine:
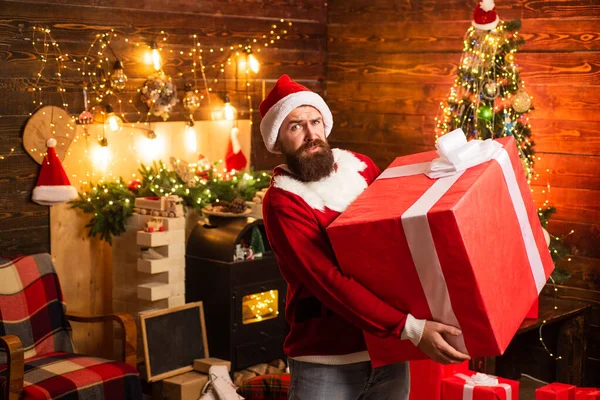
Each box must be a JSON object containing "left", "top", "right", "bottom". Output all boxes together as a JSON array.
[
  {"left": 183, "top": 83, "right": 201, "bottom": 113},
  {"left": 185, "top": 118, "right": 197, "bottom": 153},
  {"left": 248, "top": 52, "right": 260, "bottom": 73},
  {"left": 93, "top": 137, "right": 110, "bottom": 171},
  {"left": 110, "top": 60, "right": 128, "bottom": 91},
  {"left": 104, "top": 104, "right": 123, "bottom": 132},
  {"left": 223, "top": 93, "right": 236, "bottom": 121},
  {"left": 144, "top": 41, "right": 162, "bottom": 71}
]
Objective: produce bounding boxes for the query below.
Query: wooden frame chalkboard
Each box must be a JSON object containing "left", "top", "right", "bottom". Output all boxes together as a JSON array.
[{"left": 140, "top": 302, "right": 210, "bottom": 382}]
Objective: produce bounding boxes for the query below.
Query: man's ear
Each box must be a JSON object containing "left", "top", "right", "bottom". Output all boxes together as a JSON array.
[{"left": 273, "top": 141, "right": 281, "bottom": 152}]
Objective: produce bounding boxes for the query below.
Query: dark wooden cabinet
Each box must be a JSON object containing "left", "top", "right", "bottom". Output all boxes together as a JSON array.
[{"left": 186, "top": 217, "right": 288, "bottom": 371}]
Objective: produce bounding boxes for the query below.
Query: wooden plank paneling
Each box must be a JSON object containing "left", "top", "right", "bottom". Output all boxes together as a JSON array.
[
  {"left": 533, "top": 154, "right": 600, "bottom": 191},
  {"left": 4, "top": 0, "right": 328, "bottom": 23},
  {"left": 557, "top": 256, "right": 600, "bottom": 292},
  {"left": 547, "top": 219, "right": 600, "bottom": 259},
  {"left": 328, "top": 52, "right": 600, "bottom": 86},
  {"left": 328, "top": 19, "right": 600, "bottom": 54},
  {"left": 532, "top": 186, "right": 600, "bottom": 225},
  {"left": 329, "top": 0, "right": 600, "bottom": 25}
]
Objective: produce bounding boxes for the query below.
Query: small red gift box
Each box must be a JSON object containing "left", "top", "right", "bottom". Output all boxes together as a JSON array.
[
  {"left": 575, "top": 388, "right": 600, "bottom": 399},
  {"left": 328, "top": 135, "right": 554, "bottom": 366},
  {"left": 441, "top": 372, "right": 519, "bottom": 400},
  {"left": 409, "top": 360, "right": 469, "bottom": 400},
  {"left": 536, "top": 383, "right": 576, "bottom": 400}
]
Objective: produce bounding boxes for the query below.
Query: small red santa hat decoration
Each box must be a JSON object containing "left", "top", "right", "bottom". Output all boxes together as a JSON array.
[
  {"left": 225, "top": 126, "right": 247, "bottom": 172},
  {"left": 32, "top": 138, "right": 78, "bottom": 206},
  {"left": 472, "top": 0, "right": 500, "bottom": 30},
  {"left": 259, "top": 74, "right": 333, "bottom": 154}
]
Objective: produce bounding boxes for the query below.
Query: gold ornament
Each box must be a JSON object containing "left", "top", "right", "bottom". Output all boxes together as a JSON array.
[
  {"left": 511, "top": 90, "right": 531, "bottom": 113},
  {"left": 182, "top": 83, "right": 201, "bottom": 113},
  {"left": 505, "top": 53, "right": 515, "bottom": 64}
]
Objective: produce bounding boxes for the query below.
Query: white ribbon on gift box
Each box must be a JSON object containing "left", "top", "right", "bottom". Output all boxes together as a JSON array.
[
  {"left": 454, "top": 373, "right": 512, "bottom": 400},
  {"left": 376, "top": 129, "right": 547, "bottom": 354}
]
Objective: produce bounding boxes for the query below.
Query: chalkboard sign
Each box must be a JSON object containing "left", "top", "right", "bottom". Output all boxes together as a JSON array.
[{"left": 140, "top": 302, "right": 209, "bottom": 382}]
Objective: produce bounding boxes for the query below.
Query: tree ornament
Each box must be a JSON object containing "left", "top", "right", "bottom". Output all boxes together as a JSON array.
[
  {"left": 472, "top": 0, "right": 499, "bottom": 30},
  {"left": 477, "top": 105, "right": 493, "bottom": 121},
  {"left": 511, "top": 90, "right": 531, "bottom": 113},
  {"left": 505, "top": 53, "right": 515, "bottom": 64},
  {"left": 127, "top": 179, "right": 142, "bottom": 192},
  {"left": 482, "top": 80, "right": 498, "bottom": 99},
  {"left": 196, "top": 154, "right": 212, "bottom": 179},
  {"left": 110, "top": 60, "right": 128, "bottom": 92},
  {"left": 140, "top": 71, "right": 178, "bottom": 121},
  {"left": 504, "top": 115, "right": 515, "bottom": 135},
  {"left": 182, "top": 83, "right": 201, "bottom": 113}
]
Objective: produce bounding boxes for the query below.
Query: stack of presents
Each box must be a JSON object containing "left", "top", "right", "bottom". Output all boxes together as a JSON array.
[
  {"left": 406, "top": 361, "right": 600, "bottom": 399},
  {"left": 326, "top": 130, "right": 599, "bottom": 399}
]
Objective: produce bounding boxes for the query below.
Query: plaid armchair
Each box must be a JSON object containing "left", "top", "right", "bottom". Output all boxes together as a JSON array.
[{"left": 0, "top": 253, "right": 141, "bottom": 400}]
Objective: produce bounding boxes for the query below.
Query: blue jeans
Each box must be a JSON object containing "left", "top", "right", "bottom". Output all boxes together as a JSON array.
[{"left": 288, "top": 358, "right": 410, "bottom": 400}]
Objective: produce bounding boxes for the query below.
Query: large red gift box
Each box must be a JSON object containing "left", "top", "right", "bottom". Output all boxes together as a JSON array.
[
  {"left": 575, "top": 388, "right": 600, "bottom": 399},
  {"left": 327, "top": 136, "right": 554, "bottom": 366},
  {"left": 441, "top": 372, "right": 519, "bottom": 400},
  {"left": 536, "top": 383, "right": 576, "bottom": 399},
  {"left": 525, "top": 297, "right": 539, "bottom": 319},
  {"left": 409, "top": 360, "right": 469, "bottom": 400}
]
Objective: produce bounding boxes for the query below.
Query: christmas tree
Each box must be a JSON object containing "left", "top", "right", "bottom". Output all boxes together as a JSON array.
[
  {"left": 250, "top": 226, "right": 265, "bottom": 258},
  {"left": 435, "top": 0, "right": 569, "bottom": 280}
]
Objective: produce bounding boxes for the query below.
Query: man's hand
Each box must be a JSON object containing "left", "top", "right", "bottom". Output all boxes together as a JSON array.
[{"left": 417, "top": 321, "right": 471, "bottom": 364}]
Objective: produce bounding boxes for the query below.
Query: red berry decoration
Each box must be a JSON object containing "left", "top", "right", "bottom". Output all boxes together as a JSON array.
[{"left": 127, "top": 179, "right": 142, "bottom": 192}]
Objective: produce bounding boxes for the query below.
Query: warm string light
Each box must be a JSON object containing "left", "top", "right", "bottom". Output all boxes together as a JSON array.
[
  {"left": 8, "top": 19, "right": 291, "bottom": 166},
  {"left": 243, "top": 290, "right": 279, "bottom": 323},
  {"left": 538, "top": 276, "right": 563, "bottom": 361}
]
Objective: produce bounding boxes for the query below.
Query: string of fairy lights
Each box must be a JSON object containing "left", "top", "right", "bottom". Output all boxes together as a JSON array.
[
  {"left": 3, "top": 19, "right": 294, "bottom": 184},
  {"left": 435, "top": 20, "right": 574, "bottom": 361}
]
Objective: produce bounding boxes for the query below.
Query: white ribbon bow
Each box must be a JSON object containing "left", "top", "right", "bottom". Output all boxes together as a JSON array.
[
  {"left": 455, "top": 373, "right": 512, "bottom": 400},
  {"left": 457, "top": 372, "right": 499, "bottom": 386},
  {"left": 426, "top": 128, "right": 503, "bottom": 179}
]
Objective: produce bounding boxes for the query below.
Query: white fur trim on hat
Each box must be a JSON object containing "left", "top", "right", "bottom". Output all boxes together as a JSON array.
[
  {"left": 32, "top": 185, "right": 78, "bottom": 206},
  {"left": 472, "top": 15, "right": 500, "bottom": 30},
  {"left": 260, "top": 91, "right": 333, "bottom": 154}
]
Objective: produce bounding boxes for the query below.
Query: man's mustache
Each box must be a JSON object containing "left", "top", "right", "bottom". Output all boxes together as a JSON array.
[{"left": 297, "top": 139, "right": 327, "bottom": 154}]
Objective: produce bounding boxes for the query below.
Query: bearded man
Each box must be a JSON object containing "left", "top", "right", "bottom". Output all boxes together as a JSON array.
[{"left": 260, "top": 75, "right": 469, "bottom": 400}]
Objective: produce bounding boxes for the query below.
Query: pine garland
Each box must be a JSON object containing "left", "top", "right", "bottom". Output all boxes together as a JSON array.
[
  {"left": 70, "top": 160, "right": 271, "bottom": 244},
  {"left": 70, "top": 180, "right": 136, "bottom": 244}
]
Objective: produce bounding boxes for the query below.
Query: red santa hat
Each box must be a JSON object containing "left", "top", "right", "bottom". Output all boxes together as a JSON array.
[
  {"left": 32, "top": 138, "right": 78, "bottom": 206},
  {"left": 225, "top": 127, "right": 248, "bottom": 172},
  {"left": 472, "top": 0, "right": 499, "bottom": 30},
  {"left": 259, "top": 74, "right": 333, "bottom": 154}
]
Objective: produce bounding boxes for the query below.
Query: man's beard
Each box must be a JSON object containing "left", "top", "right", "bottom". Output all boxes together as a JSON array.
[{"left": 284, "top": 139, "right": 335, "bottom": 182}]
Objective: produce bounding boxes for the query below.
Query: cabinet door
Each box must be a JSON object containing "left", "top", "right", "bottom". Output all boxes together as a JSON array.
[{"left": 232, "top": 279, "right": 288, "bottom": 344}]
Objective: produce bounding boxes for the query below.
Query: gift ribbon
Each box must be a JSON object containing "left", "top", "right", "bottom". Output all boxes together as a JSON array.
[
  {"left": 455, "top": 373, "right": 512, "bottom": 400},
  {"left": 376, "top": 129, "right": 547, "bottom": 353}
]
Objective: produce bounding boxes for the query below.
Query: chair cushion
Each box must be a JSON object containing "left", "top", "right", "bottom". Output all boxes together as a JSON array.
[
  {"left": 0, "top": 254, "right": 73, "bottom": 364},
  {"left": 237, "top": 373, "right": 290, "bottom": 400},
  {"left": 0, "top": 352, "right": 141, "bottom": 400}
]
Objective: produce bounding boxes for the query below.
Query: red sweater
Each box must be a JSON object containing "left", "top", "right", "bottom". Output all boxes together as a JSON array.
[{"left": 262, "top": 149, "right": 409, "bottom": 361}]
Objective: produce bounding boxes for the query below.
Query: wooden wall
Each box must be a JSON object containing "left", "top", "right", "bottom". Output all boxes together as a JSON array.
[
  {"left": 0, "top": 0, "right": 326, "bottom": 258},
  {"left": 327, "top": 0, "right": 599, "bottom": 385}
]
